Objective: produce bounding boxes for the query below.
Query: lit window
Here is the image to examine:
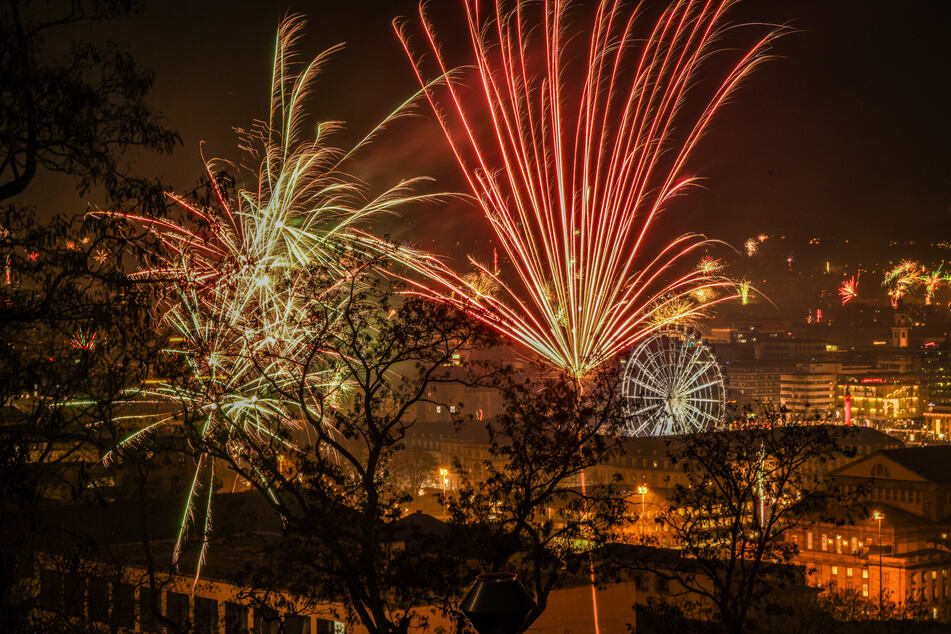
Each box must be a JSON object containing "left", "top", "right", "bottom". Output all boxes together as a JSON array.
[
  {"left": 863, "top": 569, "right": 869, "bottom": 579},
  {"left": 832, "top": 566, "right": 838, "bottom": 576},
  {"left": 847, "top": 568, "right": 853, "bottom": 578}
]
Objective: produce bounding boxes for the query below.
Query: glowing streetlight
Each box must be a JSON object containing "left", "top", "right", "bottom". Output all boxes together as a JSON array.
[
  {"left": 637, "top": 485, "right": 649, "bottom": 536},
  {"left": 439, "top": 468, "right": 449, "bottom": 515},
  {"left": 874, "top": 510, "right": 885, "bottom": 609}
]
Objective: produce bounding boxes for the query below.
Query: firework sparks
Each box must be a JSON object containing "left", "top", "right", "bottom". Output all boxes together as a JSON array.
[
  {"left": 69, "top": 328, "right": 99, "bottom": 350},
  {"left": 698, "top": 256, "right": 722, "bottom": 274},
  {"left": 883, "top": 260, "right": 918, "bottom": 309},
  {"left": 386, "top": 0, "right": 778, "bottom": 377},
  {"left": 744, "top": 238, "right": 759, "bottom": 257},
  {"left": 839, "top": 275, "right": 859, "bottom": 305},
  {"left": 921, "top": 268, "right": 943, "bottom": 305},
  {"left": 738, "top": 280, "right": 751, "bottom": 306},
  {"left": 94, "top": 17, "right": 427, "bottom": 581}
]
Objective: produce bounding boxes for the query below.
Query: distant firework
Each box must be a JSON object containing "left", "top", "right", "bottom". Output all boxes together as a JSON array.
[
  {"left": 389, "top": 0, "right": 779, "bottom": 377},
  {"left": 745, "top": 238, "right": 759, "bottom": 257},
  {"left": 94, "top": 18, "right": 424, "bottom": 581},
  {"left": 839, "top": 275, "right": 859, "bottom": 305},
  {"left": 698, "top": 256, "right": 722, "bottom": 274},
  {"left": 738, "top": 280, "right": 751, "bottom": 306},
  {"left": 921, "top": 268, "right": 943, "bottom": 305},
  {"left": 883, "top": 260, "right": 919, "bottom": 309}
]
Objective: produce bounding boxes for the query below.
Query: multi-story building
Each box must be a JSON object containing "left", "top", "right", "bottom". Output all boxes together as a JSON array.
[
  {"left": 780, "top": 370, "right": 836, "bottom": 417},
  {"left": 721, "top": 361, "right": 784, "bottom": 412},
  {"left": 835, "top": 374, "right": 924, "bottom": 426},
  {"left": 788, "top": 445, "right": 951, "bottom": 618},
  {"left": 922, "top": 341, "right": 951, "bottom": 408}
]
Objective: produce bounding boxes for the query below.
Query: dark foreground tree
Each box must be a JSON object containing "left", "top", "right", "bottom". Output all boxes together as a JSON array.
[
  {"left": 1, "top": 0, "right": 179, "bottom": 204},
  {"left": 445, "top": 366, "right": 630, "bottom": 630},
  {"left": 0, "top": 209, "right": 183, "bottom": 631},
  {"left": 640, "top": 423, "right": 864, "bottom": 634},
  {"left": 189, "top": 263, "right": 495, "bottom": 634}
]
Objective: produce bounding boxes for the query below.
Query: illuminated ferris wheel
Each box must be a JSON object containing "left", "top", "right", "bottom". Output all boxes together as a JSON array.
[{"left": 621, "top": 329, "right": 725, "bottom": 436}]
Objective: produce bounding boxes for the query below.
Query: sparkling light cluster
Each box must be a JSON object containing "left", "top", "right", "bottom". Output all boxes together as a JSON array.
[{"left": 95, "top": 18, "right": 426, "bottom": 580}]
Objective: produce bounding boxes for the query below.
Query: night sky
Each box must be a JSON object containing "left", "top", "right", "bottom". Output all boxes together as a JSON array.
[{"left": 22, "top": 1, "right": 951, "bottom": 250}]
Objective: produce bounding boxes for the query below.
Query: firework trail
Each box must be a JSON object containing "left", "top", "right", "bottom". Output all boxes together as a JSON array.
[
  {"left": 839, "top": 275, "right": 859, "bottom": 305},
  {"left": 94, "top": 17, "right": 429, "bottom": 581},
  {"left": 384, "top": 0, "right": 779, "bottom": 377}
]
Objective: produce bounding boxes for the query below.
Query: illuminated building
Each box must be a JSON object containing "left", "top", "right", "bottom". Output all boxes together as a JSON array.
[
  {"left": 921, "top": 340, "right": 951, "bottom": 407},
  {"left": 789, "top": 446, "right": 951, "bottom": 618},
  {"left": 780, "top": 370, "right": 836, "bottom": 416},
  {"left": 835, "top": 375, "right": 923, "bottom": 425},
  {"left": 721, "top": 362, "right": 783, "bottom": 411}
]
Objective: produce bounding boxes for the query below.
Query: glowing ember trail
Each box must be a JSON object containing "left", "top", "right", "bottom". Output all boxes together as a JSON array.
[
  {"left": 839, "top": 275, "right": 859, "bottom": 305},
  {"left": 93, "top": 17, "right": 428, "bottom": 582},
  {"left": 385, "top": 0, "right": 779, "bottom": 377}
]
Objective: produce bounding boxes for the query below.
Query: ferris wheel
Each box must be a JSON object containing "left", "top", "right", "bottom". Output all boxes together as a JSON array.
[{"left": 621, "top": 329, "right": 725, "bottom": 436}]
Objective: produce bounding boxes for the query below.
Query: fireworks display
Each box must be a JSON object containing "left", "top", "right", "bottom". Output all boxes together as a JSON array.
[
  {"left": 94, "top": 18, "right": 425, "bottom": 580},
  {"left": 386, "top": 0, "right": 778, "bottom": 377},
  {"left": 921, "top": 268, "right": 943, "bottom": 305},
  {"left": 738, "top": 280, "right": 751, "bottom": 306},
  {"left": 883, "top": 260, "right": 920, "bottom": 308},
  {"left": 745, "top": 238, "right": 759, "bottom": 257},
  {"left": 839, "top": 275, "right": 858, "bottom": 305}
]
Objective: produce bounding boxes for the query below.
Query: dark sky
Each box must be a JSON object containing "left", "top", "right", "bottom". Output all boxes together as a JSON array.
[{"left": 22, "top": 1, "right": 951, "bottom": 250}]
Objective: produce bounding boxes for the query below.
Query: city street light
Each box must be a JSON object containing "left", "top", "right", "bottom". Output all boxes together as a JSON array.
[
  {"left": 439, "top": 468, "right": 449, "bottom": 516},
  {"left": 637, "top": 485, "right": 649, "bottom": 537},
  {"left": 874, "top": 510, "right": 885, "bottom": 610}
]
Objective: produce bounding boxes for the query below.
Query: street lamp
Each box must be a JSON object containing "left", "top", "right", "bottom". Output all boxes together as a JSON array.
[
  {"left": 637, "top": 485, "right": 648, "bottom": 537},
  {"left": 874, "top": 510, "right": 885, "bottom": 610},
  {"left": 460, "top": 572, "right": 535, "bottom": 634},
  {"left": 439, "top": 468, "right": 449, "bottom": 515}
]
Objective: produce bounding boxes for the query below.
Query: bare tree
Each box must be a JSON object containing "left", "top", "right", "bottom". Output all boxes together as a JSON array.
[
  {"left": 445, "top": 366, "right": 630, "bottom": 630},
  {"left": 641, "top": 423, "right": 863, "bottom": 634},
  {"left": 190, "top": 263, "right": 495, "bottom": 634},
  {"left": 0, "top": 0, "right": 179, "bottom": 204}
]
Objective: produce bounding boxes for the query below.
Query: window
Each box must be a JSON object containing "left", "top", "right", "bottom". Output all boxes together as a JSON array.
[
  {"left": 166, "top": 592, "right": 189, "bottom": 628},
  {"left": 862, "top": 569, "right": 869, "bottom": 580},
  {"left": 111, "top": 583, "right": 135, "bottom": 630},
  {"left": 821, "top": 534, "right": 828, "bottom": 552},
  {"left": 847, "top": 567, "right": 853, "bottom": 578},
  {"left": 806, "top": 532, "right": 813, "bottom": 550},
  {"left": 225, "top": 603, "right": 249, "bottom": 634},
  {"left": 832, "top": 566, "right": 838, "bottom": 576},
  {"left": 63, "top": 574, "right": 84, "bottom": 618},
  {"left": 139, "top": 590, "right": 159, "bottom": 633},
  {"left": 40, "top": 569, "right": 60, "bottom": 612},
  {"left": 88, "top": 577, "right": 109, "bottom": 624},
  {"left": 194, "top": 597, "right": 218, "bottom": 634},
  {"left": 862, "top": 584, "right": 869, "bottom": 597}
]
